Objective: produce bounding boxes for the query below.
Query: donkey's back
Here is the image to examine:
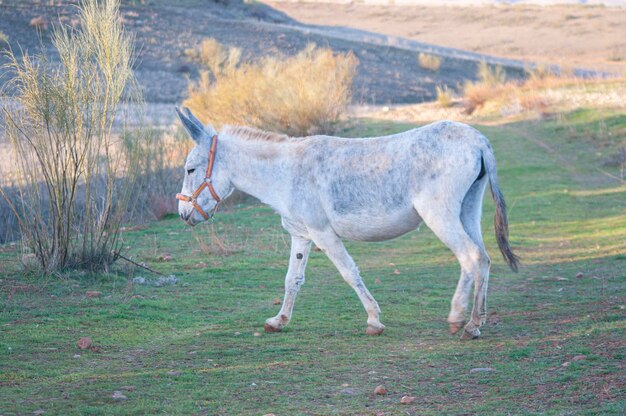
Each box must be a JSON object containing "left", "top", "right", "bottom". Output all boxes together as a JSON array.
[{"left": 292, "top": 121, "right": 492, "bottom": 242}]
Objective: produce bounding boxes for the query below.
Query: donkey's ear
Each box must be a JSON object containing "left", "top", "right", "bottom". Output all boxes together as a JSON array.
[
  {"left": 184, "top": 107, "right": 218, "bottom": 137},
  {"left": 175, "top": 106, "right": 210, "bottom": 145}
]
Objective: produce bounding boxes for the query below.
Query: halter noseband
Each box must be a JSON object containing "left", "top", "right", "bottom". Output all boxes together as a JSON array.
[{"left": 176, "top": 135, "right": 221, "bottom": 221}]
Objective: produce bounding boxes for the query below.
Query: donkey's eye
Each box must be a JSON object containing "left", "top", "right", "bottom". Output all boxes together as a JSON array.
[{"left": 187, "top": 168, "right": 196, "bottom": 175}]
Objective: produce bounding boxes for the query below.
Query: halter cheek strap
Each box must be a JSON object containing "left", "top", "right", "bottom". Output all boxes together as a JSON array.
[{"left": 176, "top": 135, "right": 221, "bottom": 220}]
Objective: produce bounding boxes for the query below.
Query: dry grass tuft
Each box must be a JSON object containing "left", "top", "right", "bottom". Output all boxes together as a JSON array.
[
  {"left": 191, "top": 215, "right": 289, "bottom": 258},
  {"left": 193, "top": 224, "right": 245, "bottom": 257},
  {"left": 463, "top": 62, "right": 626, "bottom": 117},
  {"left": 477, "top": 61, "right": 506, "bottom": 86},
  {"left": 184, "top": 40, "right": 358, "bottom": 136},
  {"left": 418, "top": 53, "right": 442, "bottom": 72},
  {"left": 0, "top": 31, "right": 9, "bottom": 45},
  {"left": 435, "top": 85, "right": 454, "bottom": 108},
  {"left": 462, "top": 62, "right": 509, "bottom": 114}
]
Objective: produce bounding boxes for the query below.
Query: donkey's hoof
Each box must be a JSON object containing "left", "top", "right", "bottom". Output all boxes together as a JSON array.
[
  {"left": 460, "top": 327, "right": 480, "bottom": 340},
  {"left": 366, "top": 323, "right": 385, "bottom": 336},
  {"left": 449, "top": 321, "right": 465, "bottom": 335},
  {"left": 264, "top": 322, "right": 283, "bottom": 333}
]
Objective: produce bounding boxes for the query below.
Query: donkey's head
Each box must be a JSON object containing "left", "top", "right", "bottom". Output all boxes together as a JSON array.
[{"left": 176, "top": 107, "right": 231, "bottom": 226}]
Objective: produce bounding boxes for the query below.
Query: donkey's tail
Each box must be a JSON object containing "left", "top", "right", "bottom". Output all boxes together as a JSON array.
[{"left": 482, "top": 146, "right": 520, "bottom": 272}]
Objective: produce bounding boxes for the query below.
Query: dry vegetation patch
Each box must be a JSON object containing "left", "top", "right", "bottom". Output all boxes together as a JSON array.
[
  {"left": 417, "top": 52, "right": 441, "bottom": 72},
  {"left": 0, "top": 0, "right": 149, "bottom": 273},
  {"left": 460, "top": 62, "right": 626, "bottom": 118},
  {"left": 184, "top": 39, "right": 358, "bottom": 136}
]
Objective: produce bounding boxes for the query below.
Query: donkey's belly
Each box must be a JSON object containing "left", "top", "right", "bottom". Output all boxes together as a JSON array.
[{"left": 329, "top": 207, "right": 422, "bottom": 242}]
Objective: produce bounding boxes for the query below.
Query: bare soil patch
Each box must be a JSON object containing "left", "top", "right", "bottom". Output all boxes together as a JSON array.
[{"left": 269, "top": 2, "right": 626, "bottom": 74}]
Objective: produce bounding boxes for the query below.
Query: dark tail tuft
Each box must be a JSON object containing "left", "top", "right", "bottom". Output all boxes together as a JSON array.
[
  {"left": 482, "top": 150, "right": 520, "bottom": 272},
  {"left": 492, "top": 187, "right": 520, "bottom": 272}
]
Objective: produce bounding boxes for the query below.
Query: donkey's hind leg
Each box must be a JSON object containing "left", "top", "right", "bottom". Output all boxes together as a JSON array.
[
  {"left": 459, "top": 178, "right": 491, "bottom": 338},
  {"left": 264, "top": 235, "right": 312, "bottom": 332},
  {"left": 415, "top": 198, "right": 490, "bottom": 339},
  {"left": 309, "top": 228, "right": 385, "bottom": 335}
]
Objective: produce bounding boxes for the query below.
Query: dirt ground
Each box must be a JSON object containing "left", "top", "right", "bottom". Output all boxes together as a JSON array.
[
  {"left": 268, "top": 2, "right": 626, "bottom": 74},
  {"left": 0, "top": 1, "right": 527, "bottom": 106}
]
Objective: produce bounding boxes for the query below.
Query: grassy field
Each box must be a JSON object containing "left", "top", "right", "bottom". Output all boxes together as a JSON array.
[{"left": 1, "top": 109, "right": 625, "bottom": 415}]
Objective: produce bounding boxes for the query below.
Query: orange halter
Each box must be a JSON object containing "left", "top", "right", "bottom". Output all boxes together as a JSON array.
[{"left": 176, "top": 135, "right": 221, "bottom": 221}]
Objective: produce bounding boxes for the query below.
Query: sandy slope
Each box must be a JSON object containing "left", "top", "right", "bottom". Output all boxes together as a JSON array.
[{"left": 268, "top": 1, "right": 626, "bottom": 74}]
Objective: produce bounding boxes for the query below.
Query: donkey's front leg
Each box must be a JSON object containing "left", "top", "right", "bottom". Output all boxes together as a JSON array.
[
  {"left": 264, "top": 235, "right": 312, "bottom": 333},
  {"left": 311, "top": 229, "right": 385, "bottom": 335}
]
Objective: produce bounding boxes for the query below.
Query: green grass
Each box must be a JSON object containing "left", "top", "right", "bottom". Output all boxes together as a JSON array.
[{"left": 1, "top": 109, "right": 625, "bottom": 415}]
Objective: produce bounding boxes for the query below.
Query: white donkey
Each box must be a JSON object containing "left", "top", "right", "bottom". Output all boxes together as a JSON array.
[{"left": 175, "top": 107, "right": 519, "bottom": 339}]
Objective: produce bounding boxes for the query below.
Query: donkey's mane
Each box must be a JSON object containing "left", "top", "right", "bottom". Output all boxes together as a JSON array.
[{"left": 223, "top": 126, "right": 292, "bottom": 143}]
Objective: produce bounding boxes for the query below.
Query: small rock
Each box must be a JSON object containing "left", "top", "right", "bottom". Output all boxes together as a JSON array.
[
  {"left": 572, "top": 355, "right": 586, "bottom": 361},
  {"left": 575, "top": 272, "right": 584, "bottom": 278},
  {"left": 253, "top": 332, "right": 262, "bottom": 337},
  {"left": 374, "top": 385, "right": 387, "bottom": 395},
  {"left": 470, "top": 367, "right": 495, "bottom": 373},
  {"left": 166, "top": 371, "right": 181, "bottom": 376},
  {"left": 273, "top": 298, "right": 281, "bottom": 305},
  {"left": 234, "top": 332, "right": 241, "bottom": 336},
  {"left": 111, "top": 391, "right": 127, "bottom": 401},
  {"left": 340, "top": 387, "right": 358, "bottom": 395},
  {"left": 400, "top": 395, "right": 416, "bottom": 404},
  {"left": 393, "top": 269, "right": 401, "bottom": 275},
  {"left": 77, "top": 337, "right": 92, "bottom": 350},
  {"left": 85, "top": 291, "right": 101, "bottom": 298},
  {"left": 374, "top": 278, "right": 382, "bottom": 284},
  {"left": 562, "top": 361, "right": 570, "bottom": 367},
  {"left": 151, "top": 275, "right": 178, "bottom": 287},
  {"left": 132, "top": 276, "right": 146, "bottom": 285},
  {"left": 73, "top": 354, "right": 81, "bottom": 359}
]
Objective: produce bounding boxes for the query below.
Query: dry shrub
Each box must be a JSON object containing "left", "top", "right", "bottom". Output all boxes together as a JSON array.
[
  {"left": 463, "top": 82, "right": 506, "bottom": 114},
  {"left": 418, "top": 53, "right": 442, "bottom": 72},
  {"left": 184, "top": 38, "right": 241, "bottom": 76},
  {"left": 184, "top": 40, "right": 358, "bottom": 136},
  {"left": 0, "top": 31, "right": 9, "bottom": 45},
  {"left": 463, "top": 62, "right": 508, "bottom": 114},
  {"left": 0, "top": 0, "right": 148, "bottom": 274},
  {"left": 435, "top": 85, "right": 454, "bottom": 108}
]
